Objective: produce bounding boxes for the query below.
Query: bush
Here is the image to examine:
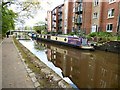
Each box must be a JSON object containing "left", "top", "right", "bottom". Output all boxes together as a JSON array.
[
  {"left": 117, "top": 36, "right": 120, "bottom": 40},
  {"left": 68, "top": 32, "right": 75, "bottom": 36},
  {"left": 88, "top": 32, "right": 97, "bottom": 37},
  {"left": 88, "top": 32, "right": 112, "bottom": 38}
]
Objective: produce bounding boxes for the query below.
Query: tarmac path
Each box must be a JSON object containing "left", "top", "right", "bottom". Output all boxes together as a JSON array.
[{"left": 2, "top": 37, "right": 34, "bottom": 88}]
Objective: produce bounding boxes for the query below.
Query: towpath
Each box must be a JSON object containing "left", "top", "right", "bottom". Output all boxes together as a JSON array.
[{"left": 1, "top": 37, "right": 34, "bottom": 88}]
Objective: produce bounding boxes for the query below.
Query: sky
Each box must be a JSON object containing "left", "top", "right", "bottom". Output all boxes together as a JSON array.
[
  {"left": 23, "top": 0, "right": 64, "bottom": 26},
  {"left": 26, "top": 0, "right": 64, "bottom": 26},
  {"left": 8, "top": 0, "right": 64, "bottom": 27}
]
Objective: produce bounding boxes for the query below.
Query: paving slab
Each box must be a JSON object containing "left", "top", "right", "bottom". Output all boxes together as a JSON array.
[
  {"left": 34, "top": 82, "right": 40, "bottom": 87},
  {"left": 31, "top": 77, "right": 37, "bottom": 83},
  {"left": 29, "top": 73, "right": 35, "bottom": 78}
]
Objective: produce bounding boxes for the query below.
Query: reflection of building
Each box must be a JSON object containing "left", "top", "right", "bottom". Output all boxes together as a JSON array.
[
  {"left": 44, "top": 42, "right": 118, "bottom": 88},
  {"left": 46, "top": 49, "right": 52, "bottom": 61}
]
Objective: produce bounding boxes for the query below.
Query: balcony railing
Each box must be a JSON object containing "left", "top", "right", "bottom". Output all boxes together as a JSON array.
[
  {"left": 75, "top": 6, "right": 82, "bottom": 14},
  {"left": 76, "top": 0, "right": 83, "bottom": 3},
  {"left": 58, "top": 16, "right": 62, "bottom": 20},
  {"left": 52, "top": 17, "right": 56, "bottom": 22},
  {"left": 52, "top": 10, "right": 56, "bottom": 15},
  {"left": 58, "top": 8, "right": 62, "bottom": 13},
  {"left": 59, "top": 24, "right": 62, "bottom": 27},
  {"left": 75, "top": 17, "right": 82, "bottom": 25}
]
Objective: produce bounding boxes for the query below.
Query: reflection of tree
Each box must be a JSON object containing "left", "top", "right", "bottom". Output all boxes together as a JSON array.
[{"left": 33, "top": 41, "right": 45, "bottom": 51}]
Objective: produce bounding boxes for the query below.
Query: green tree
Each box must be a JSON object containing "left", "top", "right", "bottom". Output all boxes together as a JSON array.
[
  {"left": 33, "top": 25, "right": 46, "bottom": 34},
  {"left": 1, "top": 2, "right": 17, "bottom": 37},
  {"left": 1, "top": 0, "right": 51, "bottom": 37}
]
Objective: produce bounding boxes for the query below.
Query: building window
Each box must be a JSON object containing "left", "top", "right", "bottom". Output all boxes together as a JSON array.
[
  {"left": 93, "top": 12, "right": 98, "bottom": 19},
  {"left": 109, "top": 0, "right": 116, "bottom": 4},
  {"left": 108, "top": 9, "right": 115, "bottom": 18},
  {"left": 106, "top": 24, "right": 113, "bottom": 32},
  {"left": 92, "top": 25, "right": 98, "bottom": 32},
  {"left": 94, "top": 0, "right": 99, "bottom": 6}
]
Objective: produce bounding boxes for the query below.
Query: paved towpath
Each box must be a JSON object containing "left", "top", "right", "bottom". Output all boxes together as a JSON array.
[{"left": 2, "top": 37, "right": 34, "bottom": 88}]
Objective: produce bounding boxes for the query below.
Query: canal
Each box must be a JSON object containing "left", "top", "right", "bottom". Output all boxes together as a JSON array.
[{"left": 19, "top": 40, "right": 119, "bottom": 88}]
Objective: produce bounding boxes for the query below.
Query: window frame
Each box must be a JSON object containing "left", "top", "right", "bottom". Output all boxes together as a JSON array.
[
  {"left": 93, "top": 12, "right": 98, "bottom": 19},
  {"left": 108, "top": 8, "right": 115, "bottom": 18},
  {"left": 106, "top": 23, "right": 113, "bottom": 32},
  {"left": 94, "top": 0, "right": 99, "bottom": 6},
  {"left": 108, "top": 0, "right": 116, "bottom": 4}
]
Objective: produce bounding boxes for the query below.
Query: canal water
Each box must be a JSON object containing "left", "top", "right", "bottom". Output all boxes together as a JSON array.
[{"left": 19, "top": 40, "right": 119, "bottom": 88}]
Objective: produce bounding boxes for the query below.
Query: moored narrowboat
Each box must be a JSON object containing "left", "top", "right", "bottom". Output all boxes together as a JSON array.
[{"left": 30, "top": 34, "right": 95, "bottom": 51}]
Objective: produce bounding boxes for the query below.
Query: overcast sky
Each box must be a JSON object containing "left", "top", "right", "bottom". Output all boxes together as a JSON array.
[
  {"left": 8, "top": 0, "right": 64, "bottom": 27},
  {"left": 25, "top": 0, "right": 64, "bottom": 26}
]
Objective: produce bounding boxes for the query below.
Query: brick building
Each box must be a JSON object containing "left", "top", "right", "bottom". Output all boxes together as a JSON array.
[
  {"left": 58, "top": 4, "right": 64, "bottom": 34},
  {"left": 46, "top": 11, "right": 52, "bottom": 32},
  {"left": 51, "top": 6, "right": 58, "bottom": 32},
  {"left": 100, "top": 0, "right": 119, "bottom": 34},
  {"left": 46, "top": 0, "right": 120, "bottom": 35},
  {"left": 63, "top": 0, "right": 74, "bottom": 34}
]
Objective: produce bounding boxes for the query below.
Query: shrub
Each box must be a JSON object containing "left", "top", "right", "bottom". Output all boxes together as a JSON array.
[{"left": 88, "top": 32, "right": 97, "bottom": 37}]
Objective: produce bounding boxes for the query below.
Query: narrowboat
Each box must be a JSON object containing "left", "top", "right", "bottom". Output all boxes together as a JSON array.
[{"left": 31, "top": 34, "right": 95, "bottom": 51}]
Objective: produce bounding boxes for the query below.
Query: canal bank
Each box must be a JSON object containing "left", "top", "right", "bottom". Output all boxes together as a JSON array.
[
  {"left": 13, "top": 37, "right": 74, "bottom": 89},
  {"left": 95, "top": 41, "right": 120, "bottom": 53}
]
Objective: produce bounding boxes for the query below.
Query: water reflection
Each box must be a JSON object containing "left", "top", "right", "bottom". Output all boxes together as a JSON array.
[
  {"left": 20, "top": 40, "right": 119, "bottom": 88},
  {"left": 38, "top": 41, "right": 119, "bottom": 88}
]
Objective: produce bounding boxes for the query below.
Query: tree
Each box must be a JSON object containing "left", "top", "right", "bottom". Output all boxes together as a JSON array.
[
  {"left": 33, "top": 25, "right": 46, "bottom": 34},
  {"left": 1, "top": 3, "right": 17, "bottom": 37},
  {"left": 1, "top": 0, "right": 51, "bottom": 36}
]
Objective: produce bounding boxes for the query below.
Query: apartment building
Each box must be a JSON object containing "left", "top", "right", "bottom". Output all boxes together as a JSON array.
[
  {"left": 58, "top": 4, "right": 64, "bottom": 34},
  {"left": 72, "top": 0, "right": 92, "bottom": 34},
  {"left": 72, "top": 0, "right": 83, "bottom": 33},
  {"left": 63, "top": 0, "right": 74, "bottom": 34},
  {"left": 51, "top": 6, "right": 58, "bottom": 32},
  {"left": 46, "top": 11, "right": 52, "bottom": 32},
  {"left": 81, "top": 1, "right": 92, "bottom": 34},
  {"left": 46, "top": 0, "right": 119, "bottom": 34},
  {"left": 100, "top": 0, "right": 119, "bottom": 34},
  {"left": 91, "top": 0, "right": 102, "bottom": 32}
]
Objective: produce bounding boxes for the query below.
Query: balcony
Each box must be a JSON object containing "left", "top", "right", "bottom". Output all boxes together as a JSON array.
[
  {"left": 58, "top": 8, "right": 62, "bottom": 13},
  {"left": 75, "top": 6, "right": 82, "bottom": 14},
  {"left": 52, "top": 17, "right": 56, "bottom": 22},
  {"left": 54, "top": 26, "right": 56, "bottom": 29},
  {"left": 58, "top": 16, "right": 62, "bottom": 20},
  {"left": 76, "top": 0, "right": 83, "bottom": 3},
  {"left": 75, "top": 17, "right": 82, "bottom": 25},
  {"left": 52, "top": 10, "right": 56, "bottom": 15},
  {"left": 59, "top": 24, "right": 62, "bottom": 27}
]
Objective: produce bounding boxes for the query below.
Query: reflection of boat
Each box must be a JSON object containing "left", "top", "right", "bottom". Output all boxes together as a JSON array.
[
  {"left": 80, "top": 45, "right": 94, "bottom": 50},
  {"left": 32, "top": 34, "right": 95, "bottom": 51}
]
